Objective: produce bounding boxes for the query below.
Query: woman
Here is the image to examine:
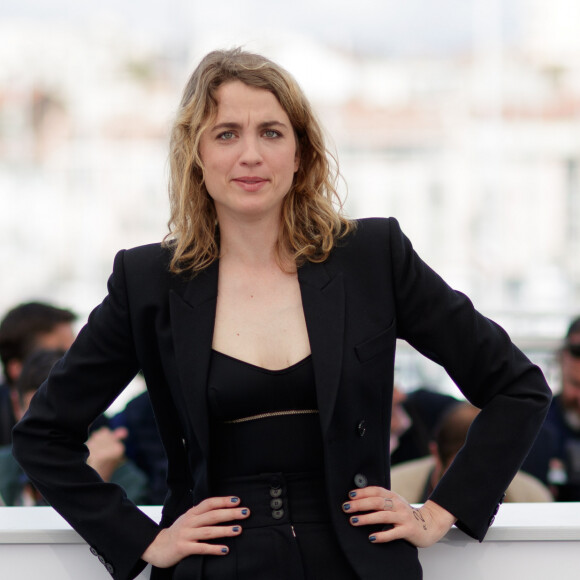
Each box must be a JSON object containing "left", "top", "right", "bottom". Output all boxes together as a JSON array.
[{"left": 12, "top": 48, "right": 551, "bottom": 580}]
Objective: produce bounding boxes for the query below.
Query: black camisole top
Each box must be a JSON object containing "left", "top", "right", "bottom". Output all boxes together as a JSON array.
[{"left": 207, "top": 350, "right": 324, "bottom": 480}]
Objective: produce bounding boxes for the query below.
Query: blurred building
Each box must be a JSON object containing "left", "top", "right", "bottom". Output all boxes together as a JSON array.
[{"left": 1, "top": 1, "right": 579, "bottom": 394}]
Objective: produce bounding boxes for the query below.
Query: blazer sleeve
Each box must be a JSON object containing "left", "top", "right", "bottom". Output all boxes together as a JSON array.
[
  {"left": 386, "top": 217, "right": 552, "bottom": 540},
  {"left": 12, "top": 250, "right": 161, "bottom": 580}
]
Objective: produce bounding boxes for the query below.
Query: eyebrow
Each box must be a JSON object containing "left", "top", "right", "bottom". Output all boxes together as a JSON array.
[{"left": 210, "top": 120, "right": 289, "bottom": 133}]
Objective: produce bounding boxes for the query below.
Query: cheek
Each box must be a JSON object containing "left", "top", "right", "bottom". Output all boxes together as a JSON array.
[{"left": 202, "top": 157, "right": 226, "bottom": 186}]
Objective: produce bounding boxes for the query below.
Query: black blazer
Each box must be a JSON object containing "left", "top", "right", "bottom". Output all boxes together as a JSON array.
[{"left": 12, "top": 218, "right": 551, "bottom": 580}]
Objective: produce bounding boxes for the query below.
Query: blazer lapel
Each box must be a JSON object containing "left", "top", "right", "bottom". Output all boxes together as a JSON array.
[
  {"left": 169, "top": 261, "right": 219, "bottom": 460},
  {"left": 298, "top": 261, "right": 345, "bottom": 434},
  {"left": 168, "top": 258, "right": 345, "bottom": 453}
]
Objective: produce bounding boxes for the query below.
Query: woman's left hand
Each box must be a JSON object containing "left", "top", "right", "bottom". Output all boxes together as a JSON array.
[{"left": 342, "top": 487, "right": 456, "bottom": 548}]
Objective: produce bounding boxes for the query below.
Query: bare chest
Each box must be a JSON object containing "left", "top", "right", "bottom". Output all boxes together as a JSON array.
[{"left": 212, "top": 268, "right": 311, "bottom": 370}]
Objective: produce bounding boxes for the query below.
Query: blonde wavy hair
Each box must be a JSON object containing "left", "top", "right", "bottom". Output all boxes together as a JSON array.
[{"left": 164, "top": 47, "right": 354, "bottom": 274}]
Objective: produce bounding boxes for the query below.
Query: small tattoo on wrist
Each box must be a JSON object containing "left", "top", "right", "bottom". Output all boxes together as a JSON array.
[{"left": 413, "top": 509, "right": 428, "bottom": 531}]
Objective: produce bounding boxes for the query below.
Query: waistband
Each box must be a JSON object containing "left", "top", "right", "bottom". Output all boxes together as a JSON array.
[{"left": 212, "top": 472, "right": 330, "bottom": 529}]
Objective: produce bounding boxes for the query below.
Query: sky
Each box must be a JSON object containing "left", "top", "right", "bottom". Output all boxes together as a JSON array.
[{"left": 1, "top": 0, "right": 523, "bottom": 58}]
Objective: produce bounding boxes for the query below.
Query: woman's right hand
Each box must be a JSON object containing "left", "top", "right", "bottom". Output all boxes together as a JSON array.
[{"left": 141, "top": 496, "right": 250, "bottom": 568}]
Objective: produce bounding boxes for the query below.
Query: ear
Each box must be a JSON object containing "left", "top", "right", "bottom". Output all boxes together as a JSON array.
[{"left": 6, "top": 359, "right": 22, "bottom": 384}]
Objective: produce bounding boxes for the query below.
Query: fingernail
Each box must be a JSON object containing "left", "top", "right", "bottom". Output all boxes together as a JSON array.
[
  {"left": 231, "top": 497, "right": 239, "bottom": 503},
  {"left": 221, "top": 547, "right": 228, "bottom": 554},
  {"left": 241, "top": 509, "right": 248, "bottom": 515},
  {"left": 232, "top": 526, "right": 240, "bottom": 532},
  {"left": 369, "top": 535, "right": 377, "bottom": 542},
  {"left": 343, "top": 503, "right": 350, "bottom": 511},
  {"left": 351, "top": 517, "right": 359, "bottom": 524},
  {"left": 349, "top": 491, "right": 357, "bottom": 498}
]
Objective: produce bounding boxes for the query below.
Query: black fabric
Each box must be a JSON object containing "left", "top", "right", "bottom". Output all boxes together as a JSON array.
[
  {"left": 204, "top": 353, "right": 355, "bottom": 578},
  {"left": 208, "top": 351, "right": 322, "bottom": 478},
  {"left": 176, "top": 473, "right": 359, "bottom": 580},
  {"left": 12, "top": 218, "right": 551, "bottom": 580}
]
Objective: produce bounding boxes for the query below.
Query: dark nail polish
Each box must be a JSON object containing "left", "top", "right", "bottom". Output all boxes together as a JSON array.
[
  {"left": 221, "top": 547, "right": 228, "bottom": 554},
  {"left": 369, "top": 535, "right": 377, "bottom": 542},
  {"left": 343, "top": 503, "right": 350, "bottom": 511},
  {"left": 349, "top": 491, "right": 357, "bottom": 498},
  {"left": 231, "top": 497, "right": 239, "bottom": 503},
  {"left": 241, "top": 509, "right": 248, "bottom": 515},
  {"left": 351, "top": 517, "right": 359, "bottom": 524},
  {"left": 232, "top": 526, "right": 240, "bottom": 532}
]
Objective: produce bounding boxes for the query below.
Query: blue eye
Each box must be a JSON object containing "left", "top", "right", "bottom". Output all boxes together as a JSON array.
[
  {"left": 218, "top": 131, "right": 235, "bottom": 140},
  {"left": 264, "top": 129, "right": 281, "bottom": 138}
]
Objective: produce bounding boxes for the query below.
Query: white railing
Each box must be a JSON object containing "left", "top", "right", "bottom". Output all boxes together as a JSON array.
[{"left": 1, "top": 504, "right": 579, "bottom": 579}]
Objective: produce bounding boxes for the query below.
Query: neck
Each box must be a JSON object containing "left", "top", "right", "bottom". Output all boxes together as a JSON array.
[{"left": 218, "top": 213, "right": 292, "bottom": 270}]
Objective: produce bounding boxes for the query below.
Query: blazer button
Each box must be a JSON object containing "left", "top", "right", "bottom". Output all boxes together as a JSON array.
[
  {"left": 354, "top": 473, "right": 368, "bottom": 488},
  {"left": 272, "top": 509, "right": 285, "bottom": 520},
  {"left": 357, "top": 420, "right": 367, "bottom": 437},
  {"left": 106, "top": 563, "right": 115, "bottom": 575}
]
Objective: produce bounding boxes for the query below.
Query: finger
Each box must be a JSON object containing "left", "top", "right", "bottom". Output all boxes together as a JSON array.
[
  {"left": 348, "top": 509, "right": 404, "bottom": 529},
  {"left": 190, "top": 524, "right": 244, "bottom": 543},
  {"left": 189, "top": 496, "right": 243, "bottom": 515},
  {"left": 367, "top": 525, "right": 407, "bottom": 544},
  {"left": 182, "top": 524, "right": 245, "bottom": 558},
  {"left": 346, "top": 486, "right": 387, "bottom": 500},
  {"left": 111, "top": 427, "right": 129, "bottom": 440},
  {"left": 343, "top": 495, "right": 397, "bottom": 514},
  {"left": 181, "top": 540, "right": 232, "bottom": 557},
  {"left": 194, "top": 544, "right": 230, "bottom": 556},
  {"left": 185, "top": 506, "right": 250, "bottom": 528}
]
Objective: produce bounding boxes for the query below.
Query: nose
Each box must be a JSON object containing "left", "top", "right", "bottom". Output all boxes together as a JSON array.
[{"left": 239, "top": 135, "right": 263, "bottom": 167}]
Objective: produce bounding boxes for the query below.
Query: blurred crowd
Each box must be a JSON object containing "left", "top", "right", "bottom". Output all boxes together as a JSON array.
[
  {"left": 1, "top": 299, "right": 580, "bottom": 507},
  {"left": 0, "top": 301, "right": 167, "bottom": 506}
]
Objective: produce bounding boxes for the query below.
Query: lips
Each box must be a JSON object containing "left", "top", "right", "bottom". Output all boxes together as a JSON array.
[
  {"left": 234, "top": 176, "right": 267, "bottom": 184},
  {"left": 232, "top": 176, "right": 268, "bottom": 192}
]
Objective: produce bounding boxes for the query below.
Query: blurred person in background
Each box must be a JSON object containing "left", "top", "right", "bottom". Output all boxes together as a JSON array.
[
  {"left": 388, "top": 387, "right": 414, "bottom": 457},
  {"left": 391, "top": 385, "right": 555, "bottom": 486},
  {"left": 13, "top": 48, "right": 551, "bottom": 580},
  {"left": 543, "top": 316, "right": 580, "bottom": 500},
  {"left": 110, "top": 389, "right": 169, "bottom": 505},
  {"left": 391, "top": 402, "right": 553, "bottom": 504},
  {"left": 389, "top": 386, "right": 459, "bottom": 466},
  {"left": 0, "top": 348, "right": 149, "bottom": 506},
  {"left": 0, "top": 301, "right": 76, "bottom": 445}
]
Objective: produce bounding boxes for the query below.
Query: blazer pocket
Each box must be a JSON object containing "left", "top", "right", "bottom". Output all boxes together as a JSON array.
[{"left": 355, "top": 323, "right": 395, "bottom": 363}]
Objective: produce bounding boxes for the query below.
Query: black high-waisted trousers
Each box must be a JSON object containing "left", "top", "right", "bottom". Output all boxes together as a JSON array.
[{"left": 172, "top": 472, "right": 359, "bottom": 580}]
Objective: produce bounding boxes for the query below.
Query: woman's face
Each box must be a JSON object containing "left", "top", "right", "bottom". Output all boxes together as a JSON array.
[{"left": 199, "top": 80, "right": 299, "bottom": 224}]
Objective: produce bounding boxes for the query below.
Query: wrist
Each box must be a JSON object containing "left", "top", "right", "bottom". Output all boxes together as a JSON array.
[{"left": 421, "top": 500, "right": 457, "bottom": 537}]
